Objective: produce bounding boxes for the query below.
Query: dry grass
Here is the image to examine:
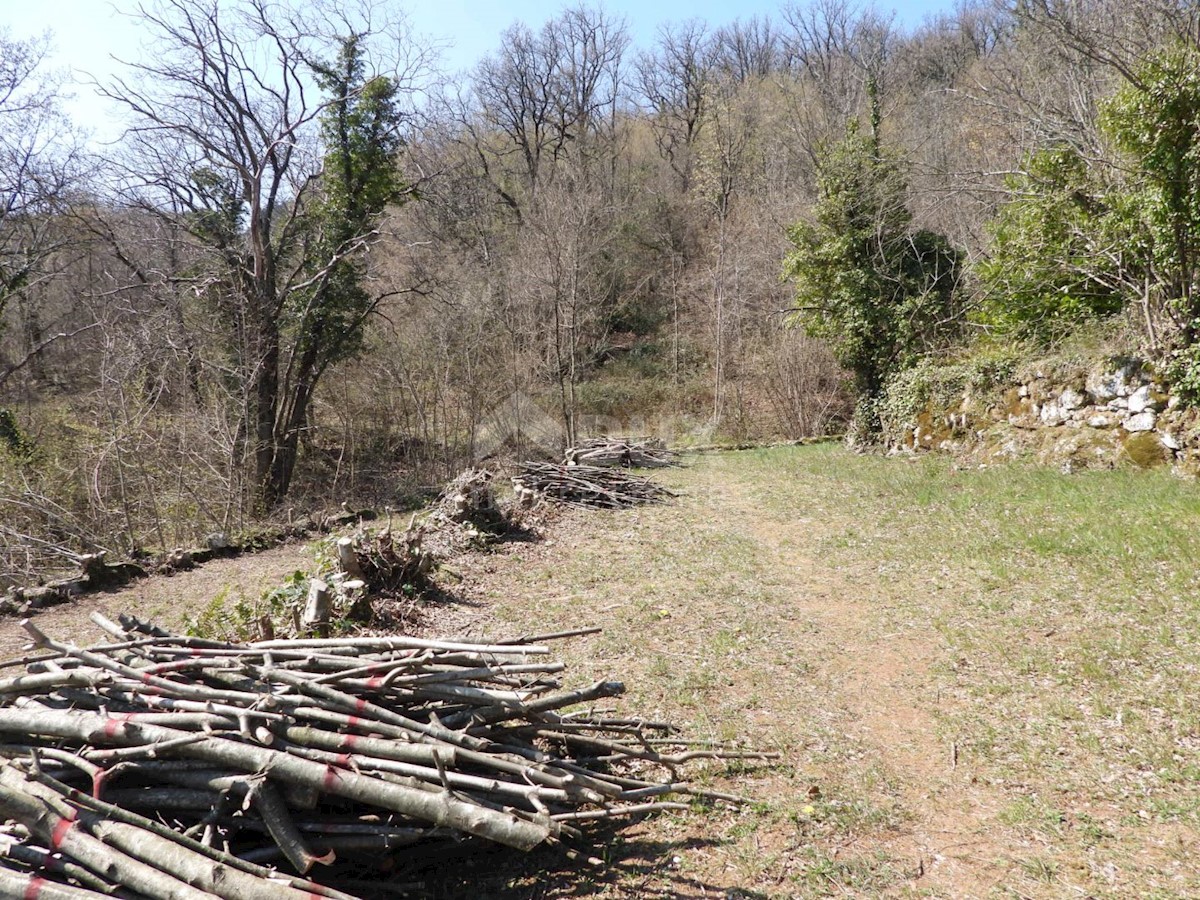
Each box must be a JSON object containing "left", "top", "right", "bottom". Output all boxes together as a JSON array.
[{"left": 436, "top": 445, "right": 1200, "bottom": 898}]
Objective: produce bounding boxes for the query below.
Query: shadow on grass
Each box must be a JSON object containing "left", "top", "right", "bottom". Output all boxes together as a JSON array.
[
  {"left": 361, "top": 825, "right": 766, "bottom": 899},
  {"left": 493, "top": 520, "right": 543, "bottom": 545}
]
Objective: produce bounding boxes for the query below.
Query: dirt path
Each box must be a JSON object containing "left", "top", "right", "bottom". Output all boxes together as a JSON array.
[
  {"left": 436, "top": 451, "right": 1024, "bottom": 898},
  {"left": 732, "top": 494, "right": 1007, "bottom": 898},
  {"left": 0, "top": 539, "right": 321, "bottom": 658}
]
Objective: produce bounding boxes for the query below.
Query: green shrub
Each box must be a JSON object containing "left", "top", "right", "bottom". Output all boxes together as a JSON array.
[
  {"left": 975, "top": 146, "right": 1125, "bottom": 341},
  {"left": 879, "top": 350, "right": 1020, "bottom": 437},
  {"left": 185, "top": 570, "right": 311, "bottom": 641}
]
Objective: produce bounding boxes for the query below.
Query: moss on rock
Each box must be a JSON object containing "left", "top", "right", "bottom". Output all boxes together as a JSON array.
[{"left": 1120, "top": 432, "right": 1172, "bottom": 469}]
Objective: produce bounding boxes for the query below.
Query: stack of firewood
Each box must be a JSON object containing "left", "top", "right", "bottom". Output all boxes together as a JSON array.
[
  {"left": 0, "top": 615, "right": 774, "bottom": 898},
  {"left": 565, "top": 437, "right": 681, "bottom": 469},
  {"left": 511, "top": 462, "right": 676, "bottom": 509}
]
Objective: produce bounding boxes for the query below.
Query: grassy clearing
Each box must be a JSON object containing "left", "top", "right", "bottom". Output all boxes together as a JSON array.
[
  {"left": 731, "top": 447, "right": 1200, "bottom": 896},
  {"left": 442, "top": 445, "right": 1200, "bottom": 897}
]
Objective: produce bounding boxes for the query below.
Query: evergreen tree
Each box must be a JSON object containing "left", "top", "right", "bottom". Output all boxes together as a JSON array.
[
  {"left": 267, "top": 36, "right": 410, "bottom": 502},
  {"left": 782, "top": 122, "right": 961, "bottom": 436}
]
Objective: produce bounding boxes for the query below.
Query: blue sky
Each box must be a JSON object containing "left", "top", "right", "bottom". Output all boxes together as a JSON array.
[
  {"left": 409, "top": 0, "right": 956, "bottom": 73},
  {"left": 4, "top": 0, "right": 958, "bottom": 139}
]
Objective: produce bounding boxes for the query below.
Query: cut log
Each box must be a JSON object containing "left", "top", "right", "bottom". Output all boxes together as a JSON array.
[
  {"left": 334, "top": 538, "right": 365, "bottom": 580},
  {"left": 302, "top": 579, "right": 332, "bottom": 638}
]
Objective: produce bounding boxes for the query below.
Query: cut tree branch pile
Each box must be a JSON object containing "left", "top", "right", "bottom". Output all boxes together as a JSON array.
[
  {"left": 565, "top": 438, "right": 681, "bottom": 469},
  {"left": 421, "top": 469, "right": 513, "bottom": 557},
  {"left": 0, "top": 614, "right": 776, "bottom": 898},
  {"left": 512, "top": 463, "right": 677, "bottom": 509}
]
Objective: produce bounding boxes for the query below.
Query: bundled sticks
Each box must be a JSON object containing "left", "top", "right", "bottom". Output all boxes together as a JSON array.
[
  {"left": 0, "top": 614, "right": 775, "bottom": 898},
  {"left": 512, "top": 463, "right": 676, "bottom": 509},
  {"left": 565, "top": 438, "right": 681, "bottom": 469}
]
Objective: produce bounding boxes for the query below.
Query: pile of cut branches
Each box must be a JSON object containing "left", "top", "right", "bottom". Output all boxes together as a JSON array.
[
  {"left": 512, "top": 463, "right": 676, "bottom": 509},
  {"left": 0, "top": 615, "right": 774, "bottom": 898},
  {"left": 430, "top": 469, "right": 506, "bottom": 531},
  {"left": 421, "top": 469, "right": 518, "bottom": 558},
  {"left": 565, "top": 437, "right": 681, "bottom": 469},
  {"left": 346, "top": 525, "right": 434, "bottom": 596}
]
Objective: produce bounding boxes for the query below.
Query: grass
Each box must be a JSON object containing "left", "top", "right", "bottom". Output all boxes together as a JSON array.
[{"left": 444, "top": 443, "right": 1200, "bottom": 898}]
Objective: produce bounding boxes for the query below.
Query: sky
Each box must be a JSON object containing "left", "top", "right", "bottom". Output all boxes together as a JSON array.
[{"left": 3, "top": 0, "right": 958, "bottom": 141}]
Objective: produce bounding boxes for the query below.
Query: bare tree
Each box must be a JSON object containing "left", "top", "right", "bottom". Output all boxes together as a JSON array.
[
  {"left": 98, "top": 0, "right": 428, "bottom": 509},
  {"left": 779, "top": 0, "right": 896, "bottom": 169},
  {"left": 1012, "top": 0, "right": 1199, "bottom": 87},
  {"left": 636, "top": 20, "right": 714, "bottom": 191},
  {"left": 468, "top": 3, "right": 628, "bottom": 205},
  {"left": 712, "top": 16, "right": 783, "bottom": 83},
  {"left": 0, "top": 29, "right": 90, "bottom": 388}
]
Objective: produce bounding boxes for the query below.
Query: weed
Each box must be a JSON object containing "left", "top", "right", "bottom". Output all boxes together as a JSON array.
[
  {"left": 998, "top": 797, "right": 1066, "bottom": 837},
  {"left": 185, "top": 570, "right": 310, "bottom": 640},
  {"left": 793, "top": 847, "right": 905, "bottom": 894},
  {"left": 1017, "top": 854, "right": 1060, "bottom": 883}
]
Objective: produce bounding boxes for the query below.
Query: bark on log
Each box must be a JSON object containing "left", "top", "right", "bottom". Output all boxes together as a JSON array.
[
  {"left": 0, "top": 709, "right": 552, "bottom": 851},
  {"left": 302, "top": 579, "right": 331, "bottom": 638}
]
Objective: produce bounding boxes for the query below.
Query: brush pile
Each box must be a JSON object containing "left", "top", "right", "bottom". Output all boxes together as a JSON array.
[
  {"left": 565, "top": 437, "right": 681, "bottom": 469},
  {"left": 346, "top": 526, "right": 434, "bottom": 596},
  {"left": 430, "top": 469, "right": 506, "bottom": 530},
  {"left": 512, "top": 463, "right": 676, "bottom": 509},
  {"left": 421, "top": 469, "right": 514, "bottom": 557},
  {"left": 0, "top": 615, "right": 775, "bottom": 898}
]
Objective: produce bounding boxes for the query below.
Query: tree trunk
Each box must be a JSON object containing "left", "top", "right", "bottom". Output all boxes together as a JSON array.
[{"left": 250, "top": 300, "right": 282, "bottom": 512}]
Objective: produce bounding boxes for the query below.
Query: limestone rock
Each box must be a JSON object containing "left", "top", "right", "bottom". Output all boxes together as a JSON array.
[
  {"left": 1127, "top": 384, "right": 1164, "bottom": 414},
  {"left": 1060, "top": 388, "right": 1085, "bottom": 411},
  {"left": 1123, "top": 411, "right": 1157, "bottom": 433},
  {"left": 1087, "top": 414, "right": 1116, "bottom": 429},
  {"left": 1040, "top": 402, "right": 1066, "bottom": 426},
  {"left": 1122, "top": 432, "right": 1171, "bottom": 468},
  {"left": 1086, "top": 361, "right": 1141, "bottom": 402},
  {"left": 1039, "top": 429, "right": 1121, "bottom": 470}
]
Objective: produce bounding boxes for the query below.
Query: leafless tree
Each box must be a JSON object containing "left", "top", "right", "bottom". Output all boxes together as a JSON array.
[
  {"left": 468, "top": 3, "right": 628, "bottom": 205},
  {"left": 97, "top": 0, "right": 430, "bottom": 508},
  {"left": 779, "top": 0, "right": 896, "bottom": 169},
  {"left": 636, "top": 20, "right": 714, "bottom": 191},
  {"left": 0, "top": 29, "right": 91, "bottom": 388},
  {"left": 712, "top": 16, "right": 783, "bottom": 83},
  {"left": 1012, "top": 0, "right": 1198, "bottom": 87}
]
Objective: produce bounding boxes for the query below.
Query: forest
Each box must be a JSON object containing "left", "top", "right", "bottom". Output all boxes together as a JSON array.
[{"left": 1, "top": 0, "right": 1198, "bottom": 583}]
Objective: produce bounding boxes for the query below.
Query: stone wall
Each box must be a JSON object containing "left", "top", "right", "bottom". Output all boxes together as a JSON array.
[{"left": 891, "top": 356, "right": 1200, "bottom": 474}]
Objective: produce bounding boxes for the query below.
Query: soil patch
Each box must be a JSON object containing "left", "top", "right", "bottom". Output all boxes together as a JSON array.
[{"left": 0, "top": 538, "right": 321, "bottom": 658}]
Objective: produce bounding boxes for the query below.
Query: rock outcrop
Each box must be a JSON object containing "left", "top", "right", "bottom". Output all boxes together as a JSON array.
[{"left": 889, "top": 356, "right": 1200, "bottom": 475}]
